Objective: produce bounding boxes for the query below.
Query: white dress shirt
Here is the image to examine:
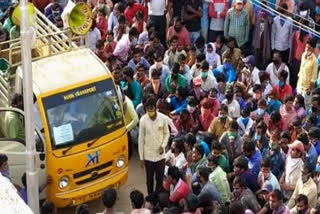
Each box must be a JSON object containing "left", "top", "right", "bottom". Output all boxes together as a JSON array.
[
  {"left": 265, "top": 62, "right": 290, "bottom": 86},
  {"left": 148, "top": 0, "right": 166, "bottom": 16},
  {"left": 138, "top": 112, "right": 170, "bottom": 162},
  {"left": 222, "top": 99, "right": 240, "bottom": 118}
]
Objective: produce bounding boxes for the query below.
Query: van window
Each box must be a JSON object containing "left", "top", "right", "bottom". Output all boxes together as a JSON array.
[{"left": 42, "top": 78, "right": 124, "bottom": 149}]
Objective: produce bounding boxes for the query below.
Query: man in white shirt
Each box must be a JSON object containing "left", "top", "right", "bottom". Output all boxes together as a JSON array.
[
  {"left": 145, "top": 0, "right": 167, "bottom": 45},
  {"left": 222, "top": 86, "right": 240, "bottom": 119},
  {"left": 265, "top": 51, "right": 290, "bottom": 86},
  {"left": 242, "top": 55, "right": 260, "bottom": 85},
  {"left": 271, "top": 3, "right": 293, "bottom": 63},
  {"left": 193, "top": 60, "right": 217, "bottom": 92},
  {"left": 139, "top": 96, "right": 170, "bottom": 194}
]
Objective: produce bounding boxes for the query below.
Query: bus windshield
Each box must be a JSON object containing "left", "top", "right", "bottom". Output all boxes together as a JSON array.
[{"left": 42, "top": 78, "right": 124, "bottom": 149}]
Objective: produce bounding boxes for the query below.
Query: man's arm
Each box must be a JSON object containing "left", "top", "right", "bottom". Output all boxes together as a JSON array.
[
  {"left": 287, "top": 181, "right": 298, "bottom": 209},
  {"left": 138, "top": 119, "right": 145, "bottom": 160},
  {"left": 224, "top": 10, "right": 230, "bottom": 39},
  {"left": 161, "top": 117, "right": 170, "bottom": 149}
]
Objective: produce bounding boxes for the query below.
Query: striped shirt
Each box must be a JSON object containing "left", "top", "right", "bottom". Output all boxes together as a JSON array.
[
  {"left": 209, "top": 166, "right": 231, "bottom": 204},
  {"left": 224, "top": 8, "right": 249, "bottom": 47}
]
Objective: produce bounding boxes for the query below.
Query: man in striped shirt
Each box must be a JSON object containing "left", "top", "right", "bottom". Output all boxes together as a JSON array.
[{"left": 224, "top": 0, "right": 249, "bottom": 50}]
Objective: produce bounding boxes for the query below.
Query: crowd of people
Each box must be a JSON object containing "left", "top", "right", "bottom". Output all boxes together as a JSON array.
[{"left": 2, "top": 0, "right": 320, "bottom": 213}]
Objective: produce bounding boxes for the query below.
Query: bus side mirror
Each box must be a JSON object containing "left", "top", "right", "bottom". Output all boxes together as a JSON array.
[{"left": 39, "top": 153, "right": 45, "bottom": 161}]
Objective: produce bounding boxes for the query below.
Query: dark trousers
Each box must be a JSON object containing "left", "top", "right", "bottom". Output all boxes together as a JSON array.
[
  {"left": 290, "top": 58, "right": 301, "bottom": 90},
  {"left": 208, "top": 30, "right": 223, "bottom": 43},
  {"left": 144, "top": 159, "right": 165, "bottom": 194},
  {"left": 149, "top": 15, "right": 167, "bottom": 46}
]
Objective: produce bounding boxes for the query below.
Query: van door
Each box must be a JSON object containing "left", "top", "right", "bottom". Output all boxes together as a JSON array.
[{"left": 0, "top": 108, "right": 47, "bottom": 199}]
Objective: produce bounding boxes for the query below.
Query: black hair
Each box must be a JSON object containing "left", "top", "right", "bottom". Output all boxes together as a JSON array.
[
  {"left": 167, "top": 166, "right": 181, "bottom": 181},
  {"left": 227, "top": 37, "right": 236, "bottom": 45},
  {"left": 296, "top": 194, "right": 308, "bottom": 206},
  {"left": 41, "top": 200, "right": 55, "bottom": 214},
  {"left": 270, "top": 189, "right": 283, "bottom": 201},
  {"left": 129, "top": 27, "right": 139, "bottom": 37},
  {"left": 256, "top": 121, "right": 267, "bottom": 133},
  {"left": 216, "top": 73, "right": 226, "bottom": 83},
  {"left": 307, "top": 37, "right": 317, "bottom": 48},
  {"left": 293, "top": 118, "right": 302, "bottom": 127},
  {"left": 169, "top": 35, "right": 178, "bottom": 43},
  {"left": 171, "top": 63, "right": 180, "bottom": 74},
  {"left": 122, "top": 66, "right": 134, "bottom": 79},
  {"left": 75, "top": 204, "right": 90, "bottom": 214},
  {"left": 206, "top": 154, "right": 220, "bottom": 166},
  {"left": 295, "top": 94, "right": 305, "bottom": 109},
  {"left": 158, "top": 192, "right": 169, "bottom": 211},
  {"left": 309, "top": 127, "right": 320, "bottom": 139},
  {"left": 297, "top": 132, "right": 309, "bottom": 146},
  {"left": 176, "top": 86, "right": 188, "bottom": 98},
  {"left": 279, "top": 70, "right": 288, "bottom": 81},
  {"left": 252, "top": 84, "right": 262, "bottom": 92},
  {"left": 200, "top": 60, "right": 209, "bottom": 70},
  {"left": 230, "top": 120, "right": 239, "bottom": 130},
  {"left": 184, "top": 132, "right": 197, "bottom": 147},
  {"left": 261, "top": 158, "right": 271, "bottom": 168},
  {"left": 233, "top": 155, "right": 248, "bottom": 170},
  {"left": 219, "top": 104, "right": 229, "bottom": 114},
  {"left": 243, "top": 139, "right": 256, "bottom": 153},
  {"left": 102, "top": 188, "right": 117, "bottom": 208},
  {"left": 151, "top": 68, "right": 160, "bottom": 78},
  {"left": 172, "top": 137, "right": 184, "bottom": 153},
  {"left": 194, "top": 143, "right": 205, "bottom": 158},
  {"left": 284, "top": 95, "right": 294, "bottom": 103},
  {"left": 118, "top": 14, "right": 126, "bottom": 23},
  {"left": 211, "top": 140, "right": 222, "bottom": 151},
  {"left": 270, "top": 111, "right": 281, "bottom": 123},
  {"left": 280, "top": 131, "right": 291, "bottom": 141},
  {"left": 195, "top": 36, "right": 205, "bottom": 47},
  {"left": 241, "top": 107, "right": 251, "bottom": 118},
  {"left": 0, "top": 153, "right": 8, "bottom": 167},
  {"left": 196, "top": 53, "right": 206, "bottom": 62},
  {"left": 229, "top": 201, "right": 245, "bottom": 214},
  {"left": 130, "top": 190, "right": 145, "bottom": 209},
  {"left": 233, "top": 176, "right": 246, "bottom": 188},
  {"left": 144, "top": 96, "right": 157, "bottom": 109},
  {"left": 197, "top": 167, "right": 211, "bottom": 182},
  {"left": 178, "top": 54, "right": 186, "bottom": 62},
  {"left": 96, "top": 40, "right": 104, "bottom": 48}
]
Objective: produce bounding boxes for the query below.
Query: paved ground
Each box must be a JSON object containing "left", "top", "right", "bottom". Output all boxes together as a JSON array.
[{"left": 60, "top": 152, "right": 146, "bottom": 214}]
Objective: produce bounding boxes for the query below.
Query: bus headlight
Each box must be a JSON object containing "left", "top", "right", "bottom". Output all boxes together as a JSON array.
[
  {"left": 59, "top": 176, "right": 69, "bottom": 189},
  {"left": 116, "top": 156, "right": 125, "bottom": 168}
]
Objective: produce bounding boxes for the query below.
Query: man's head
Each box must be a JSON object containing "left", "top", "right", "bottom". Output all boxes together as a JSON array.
[
  {"left": 211, "top": 141, "right": 222, "bottom": 158},
  {"left": 114, "top": 3, "right": 122, "bottom": 17},
  {"left": 242, "top": 139, "right": 256, "bottom": 158},
  {"left": 232, "top": 177, "right": 246, "bottom": 197},
  {"left": 229, "top": 201, "right": 245, "bottom": 214},
  {"left": 192, "top": 144, "right": 205, "bottom": 163},
  {"left": 269, "top": 190, "right": 284, "bottom": 210},
  {"left": 0, "top": 154, "right": 9, "bottom": 174},
  {"left": 171, "top": 138, "right": 184, "bottom": 155},
  {"left": 111, "top": 66, "right": 122, "bottom": 85},
  {"left": 133, "top": 48, "right": 141, "bottom": 63},
  {"left": 297, "top": 132, "right": 310, "bottom": 152},
  {"left": 184, "top": 132, "right": 197, "bottom": 152},
  {"left": 144, "top": 96, "right": 157, "bottom": 119},
  {"left": 311, "top": 95, "right": 320, "bottom": 113},
  {"left": 206, "top": 154, "right": 219, "bottom": 170},
  {"left": 122, "top": 66, "right": 134, "bottom": 82},
  {"left": 227, "top": 37, "right": 236, "bottom": 50},
  {"left": 235, "top": 0, "right": 244, "bottom": 11},
  {"left": 169, "top": 35, "right": 178, "bottom": 49},
  {"left": 173, "top": 17, "right": 183, "bottom": 33},
  {"left": 130, "top": 190, "right": 145, "bottom": 209},
  {"left": 233, "top": 155, "right": 248, "bottom": 176},
  {"left": 278, "top": 3, "right": 289, "bottom": 16},
  {"left": 306, "top": 38, "right": 316, "bottom": 56},
  {"left": 129, "top": 27, "right": 139, "bottom": 45},
  {"left": 279, "top": 69, "right": 288, "bottom": 83},
  {"left": 284, "top": 95, "right": 294, "bottom": 111},
  {"left": 260, "top": 158, "right": 271, "bottom": 179},
  {"left": 289, "top": 140, "right": 304, "bottom": 159},
  {"left": 102, "top": 188, "right": 117, "bottom": 209},
  {"left": 196, "top": 167, "right": 211, "bottom": 184},
  {"left": 296, "top": 194, "right": 309, "bottom": 213},
  {"left": 167, "top": 166, "right": 181, "bottom": 186},
  {"left": 273, "top": 51, "right": 282, "bottom": 64}
]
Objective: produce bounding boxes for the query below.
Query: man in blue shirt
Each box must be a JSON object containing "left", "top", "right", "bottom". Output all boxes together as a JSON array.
[
  {"left": 242, "top": 139, "right": 262, "bottom": 176},
  {"left": 308, "top": 95, "right": 320, "bottom": 127},
  {"left": 309, "top": 127, "right": 320, "bottom": 155},
  {"left": 298, "top": 133, "right": 318, "bottom": 170},
  {"left": 128, "top": 48, "right": 150, "bottom": 72}
]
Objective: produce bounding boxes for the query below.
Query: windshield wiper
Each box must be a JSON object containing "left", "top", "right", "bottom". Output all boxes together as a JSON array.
[
  {"left": 62, "top": 145, "right": 73, "bottom": 155},
  {"left": 87, "top": 136, "right": 103, "bottom": 148}
]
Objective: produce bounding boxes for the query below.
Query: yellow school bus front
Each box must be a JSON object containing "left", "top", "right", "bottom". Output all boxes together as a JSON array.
[{"left": 38, "top": 76, "right": 128, "bottom": 208}]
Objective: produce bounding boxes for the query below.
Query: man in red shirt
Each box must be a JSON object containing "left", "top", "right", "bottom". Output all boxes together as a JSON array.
[
  {"left": 124, "top": 0, "right": 148, "bottom": 26},
  {"left": 167, "top": 17, "right": 191, "bottom": 48},
  {"left": 274, "top": 70, "right": 292, "bottom": 102}
]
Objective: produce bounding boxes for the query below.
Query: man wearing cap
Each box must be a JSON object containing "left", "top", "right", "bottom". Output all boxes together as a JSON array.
[
  {"left": 242, "top": 55, "right": 260, "bottom": 85},
  {"left": 279, "top": 140, "right": 304, "bottom": 199},
  {"left": 224, "top": 0, "right": 249, "bottom": 50}
]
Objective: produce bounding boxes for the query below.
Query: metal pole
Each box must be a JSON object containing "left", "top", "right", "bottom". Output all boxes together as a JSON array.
[{"left": 20, "top": 1, "right": 39, "bottom": 213}]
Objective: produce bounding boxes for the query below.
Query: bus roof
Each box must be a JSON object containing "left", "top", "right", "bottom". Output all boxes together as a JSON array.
[{"left": 17, "top": 49, "right": 111, "bottom": 96}]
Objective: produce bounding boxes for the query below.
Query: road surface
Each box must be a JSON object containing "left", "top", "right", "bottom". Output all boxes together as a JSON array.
[{"left": 60, "top": 151, "right": 146, "bottom": 214}]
